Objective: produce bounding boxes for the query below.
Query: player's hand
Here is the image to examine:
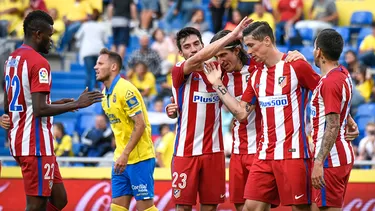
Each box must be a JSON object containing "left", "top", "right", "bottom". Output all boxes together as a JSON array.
[
  {"left": 345, "top": 121, "right": 359, "bottom": 141},
  {"left": 204, "top": 62, "right": 223, "bottom": 86},
  {"left": 166, "top": 97, "right": 178, "bottom": 119},
  {"left": 114, "top": 153, "right": 129, "bottom": 174},
  {"left": 312, "top": 161, "right": 325, "bottom": 189},
  {"left": 231, "top": 16, "right": 253, "bottom": 40},
  {"left": 52, "top": 98, "right": 75, "bottom": 104},
  {"left": 76, "top": 87, "right": 104, "bottom": 109},
  {"left": 0, "top": 114, "right": 10, "bottom": 129},
  {"left": 285, "top": 50, "right": 307, "bottom": 63}
]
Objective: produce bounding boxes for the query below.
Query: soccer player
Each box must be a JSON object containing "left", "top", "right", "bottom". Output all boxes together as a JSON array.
[
  {"left": 204, "top": 21, "right": 321, "bottom": 211},
  {"left": 95, "top": 48, "right": 158, "bottom": 211},
  {"left": 310, "top": 29, "right": 354, "bottom": 210},
  {"left": 4, "top": 10, "right": 103, "bottom": 211},
  {"left": 169, "top": 17, "right": 252, "bottom": 211},
  {"left": 167, "top": 29, "right": 306, "bottom": 211}
]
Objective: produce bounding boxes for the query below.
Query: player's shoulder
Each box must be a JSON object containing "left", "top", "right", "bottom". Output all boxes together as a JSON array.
[
  {"left": 174, "top": 60, "right": 186, "bottom": 69},
  {"left": 287, "top": 59, "right": 311, "bottom": 69},
  {"left": 120, "top": 78, "right": 142, "bottom": 97}
]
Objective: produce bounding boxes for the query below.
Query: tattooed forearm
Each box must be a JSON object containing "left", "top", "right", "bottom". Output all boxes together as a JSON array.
[
  {"left": 316, "top": 113, "right": 340, "bottom": 162},
  {"left": 216, "top": 85, "right": 228, "bottom": 95},
  {"left": 245, "top": 103, "right": 252, "bottom": 113}
]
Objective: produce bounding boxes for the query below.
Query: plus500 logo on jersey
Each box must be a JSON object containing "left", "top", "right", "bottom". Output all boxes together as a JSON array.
[
  {"left": 193, "top": 92, "right": 220, "bottom": 104},
  {"left": 259, "top": 95, "right": 288, "bottom": 108}
]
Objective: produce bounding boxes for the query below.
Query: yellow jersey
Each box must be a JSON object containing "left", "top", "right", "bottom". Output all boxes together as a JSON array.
[
  {"left": 156, "top": 131, "right": 175, "bottom": 168},
  {"left": 102, "top": 75, "right": 155, "bottom": 164},
  {"left": 54, "top": 135, "right": 74, "bottom": 157},
  {"left": 130, "top": 71, "right": 157, "bottom": 97},
  {"left": 359, "top": 35, "right": 375, "bottom": 53},
  {"left": 248, "top": 12, "right": 275, "bottom": 32}
]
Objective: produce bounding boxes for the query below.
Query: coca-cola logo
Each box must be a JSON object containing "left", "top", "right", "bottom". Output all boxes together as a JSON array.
[
  {"left": 74, "top": 182, "right": 375, "bottom": 211},
  {"left": 75, "top": 182, "right": 231, "bottom": 211},
  {"left": 343, "top": 198, "right": 375, "bottom": 211},
  {"left": 75, "top": 182, "right": 111, "bottom": 211}
]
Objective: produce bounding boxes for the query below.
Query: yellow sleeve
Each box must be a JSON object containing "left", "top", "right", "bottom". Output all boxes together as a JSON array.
[
  {"left": 145, "top": 72, "right": 157, "bottom": 95},
  {"left": 157, "top": 132, "right": 175, "bottom": 154},
  {"left": 359, "top": 36, "right": 371, "bottom": 52},
  {"left": 156, "top": 138, "right": 168, "bottom": 154},
  {"left": 61, "top": 135, "right": 73, "bottom": 151},
  {"left": 55, "top": 135, "right": 72, "bottom": 156},
  {"left": 123, "top": 84, "right": 143, "bottom": 117},
  {"left": 53, "top": 140, "right": 58, "bottom": 151}
]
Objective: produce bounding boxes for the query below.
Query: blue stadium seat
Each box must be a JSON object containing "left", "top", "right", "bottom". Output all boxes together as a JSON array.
[
  {"left": 354, "top": 103, "right": 375, "bottom": 141},
  {"left": 297, "top": 28, "right": 314, "bottom": 43},
  {"left": 350, "top": 11, "right": 373, "bottom": 26},
  {"left": 356, "top": 103, "right": 375, "bottom": 118},
  {"left": 63, "top": 120, "right": 76, "bottom": 136},
  {"left": 70, "top": 63, "right": 85, "bottom": 72},
  {"left": 277, "top": 45, "right": 289, "bottom": 54},
  {"left": 357, "top": 27, "right": 372, "bottom": 49},
  {"left": 75, "top": 114, "right": 96, "bottom": 136},
  {"left": 333, "top": 27, "right": 350, "bottom": 45},
  {"left": 299, "top": 46, "right": 314, "bottom": 62}
]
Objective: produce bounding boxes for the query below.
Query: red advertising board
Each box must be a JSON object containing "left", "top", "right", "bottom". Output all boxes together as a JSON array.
[{"left": 0, "top": 179, "right": 375, "bottom": 211}]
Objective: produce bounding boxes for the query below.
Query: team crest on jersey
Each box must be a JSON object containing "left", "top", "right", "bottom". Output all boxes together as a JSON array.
[
  {"left": 49, "top": 180, "right": 53, "bottom": 190},
  {"left": 126, "top": 96, "right": 139, "bottom": 109},
  {"left": 113, "top": 94, "right": 117, "bottom": 103},
  {"left": 173, "top": 189, "right": 181, "bottom": 198},
  {"left": 39, "top": 68, "right": 49, "bottom": 84},
  {"left": 278, "top": 76, "right": 287, "bottom": 88}
]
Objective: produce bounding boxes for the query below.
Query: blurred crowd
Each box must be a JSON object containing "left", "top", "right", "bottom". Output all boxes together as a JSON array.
[{"left": 1, "top": 0, "right": 375, "bottom": 168}]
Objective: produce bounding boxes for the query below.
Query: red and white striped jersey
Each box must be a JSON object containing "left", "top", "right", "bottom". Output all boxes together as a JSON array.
[
  {"left": 222, "top": 62, "right": 262, "bottom": 155},
  {"left": 311, "top": 66, "right": 354, "bottom": 168},
  {"left": 171, "top": 61, "right": 224, "bottom": 157},
  {"left": 4, "top": 44, "right": 54, "bottom": 157},
  {"left": 242, "top": 57, "right": 320, "bottom": 160}
]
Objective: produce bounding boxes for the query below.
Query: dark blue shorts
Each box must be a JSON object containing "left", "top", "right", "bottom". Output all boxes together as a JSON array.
[{"left": 112, "top": 26, "right": 130, "bottom": 46}]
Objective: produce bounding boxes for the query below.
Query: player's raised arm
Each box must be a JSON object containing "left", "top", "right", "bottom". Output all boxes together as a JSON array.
[
  {"left": 32, "top": 88, "right": 103, "bottom": 117},
  {"left": 204, "top": 62, "right": 254, "bottom": 122},
  {"left": 182, "top": 17, "right": 253, "bottom": 75}
]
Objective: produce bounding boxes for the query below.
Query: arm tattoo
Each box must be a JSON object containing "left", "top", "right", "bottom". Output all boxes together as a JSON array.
[
  {"left": 316, "top": 113, "right": 340, "bottom": 162},
  {"left": 245, "top": 103, "right": 252, "bottom": 113},
  {"left": 217, "top": 85, "right": 228, "bottom": 95}
]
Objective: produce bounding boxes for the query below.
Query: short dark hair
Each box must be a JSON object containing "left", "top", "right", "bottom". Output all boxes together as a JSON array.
[
  {"left": 134, "top": 61, "right": 148, "bottom": 70},
  {"left": 54, "top": 122, "right": 66, "bottom": 136},
  {"left": 99, "top": 48, "right": 123, "bottom": 70},
  {"left": 243, "top": 21, "right": 275, "bottom": 44},
  {"left": 159, "top": 124, "right": 170, "bottom": 134},
  {"left": 176, "top": 27, "right": 203, "bottom": 51},
  {"left": 210, "top": 30, "right": 249, "bottom": 65},
  {"left": 316, "top": 29, "right": 343, "bottom": 61},
  {"left": 23, "top": 10, "right": 54, "bottom": 37}
]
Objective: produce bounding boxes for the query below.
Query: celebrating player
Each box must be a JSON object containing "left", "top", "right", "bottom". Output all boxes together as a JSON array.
[
  {"left": 167, "top": 29, "right": 306, "bottom": 210},
  {"left": 95, "top": 48, "right": 158, "bottom": 211},
  {"left": 310, "top": 29, "right": 354, "bottom": 210},
  {"left": 4, "top": 10, "right": 103, "bottom": 211},
  {"left": 169, "top": 17, "right": 252, "bottom": 211},
  {"left": 204, "top": 21, "right": 321, "bottom": 211}
]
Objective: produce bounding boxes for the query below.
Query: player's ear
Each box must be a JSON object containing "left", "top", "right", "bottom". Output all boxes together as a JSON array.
[
  {"left": 110, "top": 63, "right": 116, "bottom": 72},
  {"left": 264, "top": 36, "right": 271, "bottom": 47}
]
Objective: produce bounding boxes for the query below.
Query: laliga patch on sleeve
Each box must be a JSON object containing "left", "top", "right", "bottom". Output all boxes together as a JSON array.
[
  {"left": 126, "top": 96, "right": 139, "bottom": 109},
  {"left": 38, "top": 68, "right": 49, "bottom": 84},
  {"left": 175, "top": 61, "right": 183, "bottom": 67}
]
